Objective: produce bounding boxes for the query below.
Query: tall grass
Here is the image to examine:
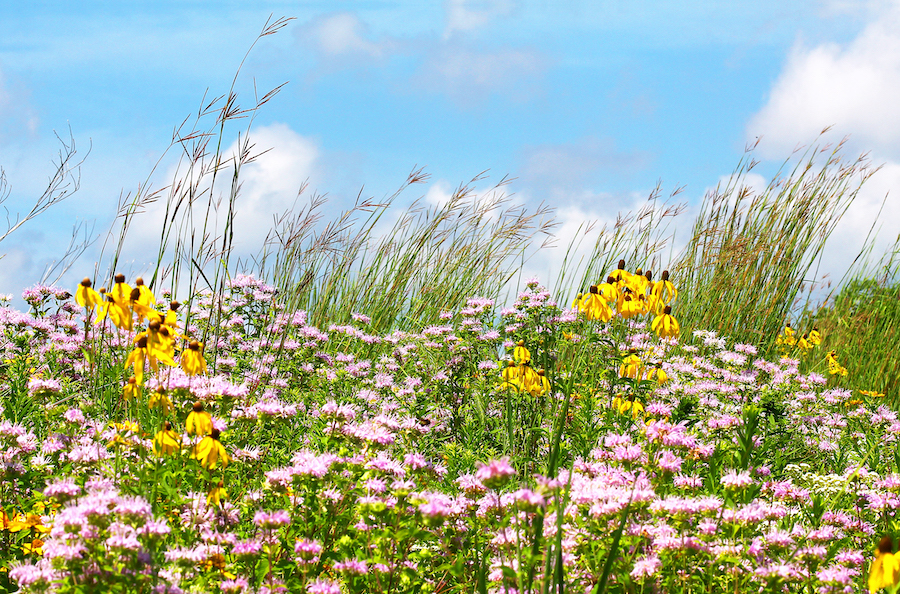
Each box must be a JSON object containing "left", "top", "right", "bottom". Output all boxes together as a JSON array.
[
  {"left": 800, "top": 240, "right": 900, "bottom": 401},
  {"left": 670, "top": 137, "right": 878, "bottom": 353},
  {"left": 258, "top": 172, "right": 556, "bottom": 332}
]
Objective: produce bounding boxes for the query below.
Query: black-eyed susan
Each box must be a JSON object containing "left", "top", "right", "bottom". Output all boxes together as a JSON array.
[
  {"left": 186, "top": 401, "right": 213, "bottom": 436},
  {"left": 193, "top": 428, "right": 229, "bottom": 470},
  {"left": 869, "top": 535, "right": 900, "bottom": 593},
  {"left": 153, "top": 421, "right": 181, "bottom": 457},
  {"left": 651, "top": 306, "right": 679, "bottom": 340},
  {"left": 181, "top": 341, "right": 208, "bottom": 376}
]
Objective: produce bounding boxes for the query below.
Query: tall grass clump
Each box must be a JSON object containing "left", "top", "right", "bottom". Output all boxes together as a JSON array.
[
  {"left": 671, "top": 137, "right": 878, "bottom": 354},
  {"left": 800, "top": 241, "right": 900, "bottom": 402},
  {"left": 258, "top": 172, "right": 556, "bottom": 333}
]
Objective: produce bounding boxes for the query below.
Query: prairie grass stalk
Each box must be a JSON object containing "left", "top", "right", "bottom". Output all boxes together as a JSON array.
[{"left": 671, "top": 136, "right": 877, "bottom": 354}]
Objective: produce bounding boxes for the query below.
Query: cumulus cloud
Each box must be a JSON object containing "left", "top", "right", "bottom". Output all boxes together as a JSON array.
[
  {"left": 747, "top": 3, "right": 900, "bottom": 286},
  {"left": 747, "top": 4, "right": 900, "bottom": 159}
]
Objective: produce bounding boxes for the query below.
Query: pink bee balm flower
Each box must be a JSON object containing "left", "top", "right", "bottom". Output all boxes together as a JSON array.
[{"left": 475, "top": 457, "right": 516, "bottom": 490}]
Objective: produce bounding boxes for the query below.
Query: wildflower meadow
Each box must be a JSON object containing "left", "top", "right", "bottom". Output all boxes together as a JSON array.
[{"left": 4, "top": 16, "right": 900, "bottom": 594}]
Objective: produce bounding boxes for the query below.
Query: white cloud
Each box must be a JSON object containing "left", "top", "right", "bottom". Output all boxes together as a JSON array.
[
  {"left": 748, "top": 3, "right": 900, "bottom": 159},
  {"left": 444, "top": 0, "right": 516, "bottom": 38},
  {"left": 297, "top": 12, "right": 398, "bottom": 65},
  {"left": 746, "top": 3, "right": 900, "bottom": 290}
]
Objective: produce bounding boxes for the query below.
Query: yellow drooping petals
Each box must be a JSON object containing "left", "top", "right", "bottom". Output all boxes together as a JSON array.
[
  {"left": 581, "top": 289, "right": 613, "bottom": 322},
  {"left": 105, "top": 295, "right": 133, "bottom": 332},
  {"left": 193, "top": 428, "right": 229, "bottom": 470},
  {"left": 620, "top": 353, "right": 643, "bottom": 379},
  {"left": 513, "top": 342, "right": 531, "bottom": 365},
  {"left": 869, "top": 536, "right": 900, "bottom": 593},
  {"left": 646, "top": 367, "right": 668, "bottom": 384},
  {"left": 149, "top": 388, "right": 174, "bottom": 415},
  {"left": 133, "top": 277, "right": 155, "bottom": 306},
  {"left": 186, "top": 402, "right": 213, "bottom": 436},
  {"left": 651, "top": 306, "right": 680, "bottom": 340},
  {"left": 612, "top": 396, "right": 644, "bottom": 419},
  {"left": 153, "top": 422, "right": 181, "bottom": 457},
  {"left": 125, "top": 340, "right": 147, "bottom": 385},
  {"left": 651, "top": 270, "right": 677, "bottom": 305},
  {"left": 809, "top": 328, "right": 822, "bottom": 346},
  {"left": 75, "top": 278, "right": 102, "bottom": 309},
  {"left": 181, "top": 341, "right": 208, "bottom": 376},
  {"left": 123, "top": 377, "right": 141, "bottom": 401},
  {"left": 776, "top": 324, "right": 797, "bottom": 347},
  {"left": 827, "top": 350, "right": 848, "bottom": 377},
  {"left": 207, "top": 481, "right": 227, "bottom": 506},
  {"left": 617, "top": 292, "right": 644, "bottom": 319}
]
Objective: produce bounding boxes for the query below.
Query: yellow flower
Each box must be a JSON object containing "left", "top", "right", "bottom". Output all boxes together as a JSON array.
[
  {"left": 870, "top": 536, "right": 900, "bottom": 593},
  {"left": 149, "top": 388, "right": 174, "bottom": 415},
  {"left": 133, "top": 277, "right": 155, "bottom": 306},
  {"left": 513, "top": 341, "right": 531, "bottom": 364},
  {"left": 827, "top": 350, "right": 848, "bottom": 377},
  {"left": 862, "top": 390, "right": 886, "bottom": 399},
  {"left": 5, "top": 513, "right": 50, "bottom": 534},
  {"left": 776, "top": 324, "right": 796, "bottom": 347},
  {"left": 581, "top": 287, "right": 613, "bottom": 322},
  {"left": 651, "top": 270, "right": 677, "bottom": 306},
  {"left": 612, "top": 396, "right": 644, "bottom": 419},
  {"left": 616, "top": 292, "right": 644, "bottom": 319},
  {"left": 646, "top": 367, "right": 668, "bottom": 384},
  {"left": 797, "top": 334, "right": 811, "bottom": 353},
  {"left": 164, "top": 300, "right": 181, "bottom": 327},
  {"left": 153, "top": 422, "right": 181, "bottom": 456},
  {"left": 620, "top": 353, "right": 643, "bottom": 379},
  {"left": 75, "top": 278, "right": 102, "bottom": 309},
  {"left": 651, "top": 306, "right": 680, "bottom": 340},
  {"left": 123, "top": 377, "right": 141, "bottom": 401},
  {"left": 193, "top": 428, "right": 229, "bottom": 470},
  {"left": 186, "top": 402, "right": 213, "bottom": 436},
  {"left": 207, "top": 481, "right": 227, "bottom": 506},
  {"left": 809, "top": 327, "right": 822, "bottom": 346},
  {"left": 125, "top": 337, "right": 149, "bottom": 385},
  {"left": 181, "top": 341, "right": 208, "bottom": 376},
  {"left": 22, "top": 538, "right": 44, "bottom": 556}
]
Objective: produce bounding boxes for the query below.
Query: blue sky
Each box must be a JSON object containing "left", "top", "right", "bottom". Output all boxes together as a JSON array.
[{"left": 1, "top": 0, "right": 898, "bottom": 302}]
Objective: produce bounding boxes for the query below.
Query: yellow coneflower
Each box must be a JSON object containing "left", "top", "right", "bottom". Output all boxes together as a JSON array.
[{"left": 869, "top": 535, "right": 900, "bottom": 593}]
